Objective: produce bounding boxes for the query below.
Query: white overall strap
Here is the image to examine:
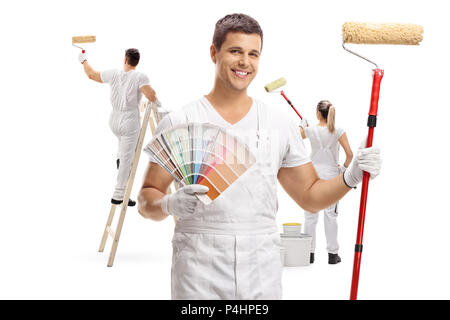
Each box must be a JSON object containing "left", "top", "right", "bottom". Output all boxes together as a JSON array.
[
  {"left": 325, "top": 130, "right": 341, "bottom": 149},
  {"left": 323, "top": 130, "right": 341, "bottom": 164},
  {"left": 118, "top": 74, "right": 125, "bottom": 111},
  {"left": 311, "top": 126, "right": 324, "bottom": 149},
  {"left": 256, "top": 101, "right": 265, "bottom": 148},
  {"left": 310, "top": 126, "right": 323, "bottom": 161}
]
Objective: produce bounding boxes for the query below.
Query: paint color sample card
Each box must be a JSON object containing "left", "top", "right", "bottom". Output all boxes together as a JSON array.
[{"left": 144, "top": 123, "right": 256, "bottom": 204}]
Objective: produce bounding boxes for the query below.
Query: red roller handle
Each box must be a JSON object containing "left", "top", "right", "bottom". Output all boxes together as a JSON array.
[
  {"left": 368, "top": 69, "right": 384, "bottom": 116},
  {"left": 350, "top": 68, "right": 384, "bottom": 300},
  {"left": 280, "top": 91, "right": 308, "bottom": 126}
]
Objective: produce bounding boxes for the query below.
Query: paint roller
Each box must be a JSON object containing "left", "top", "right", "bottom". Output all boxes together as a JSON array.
[
  {"left": 264, "top": 77, "right": 308, "bottom": 126},
  {"left": 342, "top": 22, "right": 423, "bottom": 300},
  {"left": 72, "top": 35, "right": 96, "bottom": 53}
]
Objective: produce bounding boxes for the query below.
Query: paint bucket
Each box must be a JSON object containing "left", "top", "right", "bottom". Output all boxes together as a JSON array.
[
  {"left": 282, "top": 222, "right": 302, "bottom": 236},
  {"left": 281, "top": 233, "right": 312, "bottom": 267}
]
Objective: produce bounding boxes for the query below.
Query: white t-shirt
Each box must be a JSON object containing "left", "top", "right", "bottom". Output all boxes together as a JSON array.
[
  {"left": 147, "top": 96, "right": 310, "bottom": 170},
  {"left": 100, "top": 69, "right": 149, "bottom": 112},
  {"left": 305, "top": 125, "right": 344, "bottom": 166}
]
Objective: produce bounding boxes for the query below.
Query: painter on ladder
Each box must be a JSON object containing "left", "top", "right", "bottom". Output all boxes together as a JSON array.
[
  {"left": 78, "top": 48, "right": 159, "bottom": 206},
  {"left": 137, "top": 13, "right": 382, "bottom": 299},
  {"left": 299, "top": 101, "right": 354, "bottom": 265}
]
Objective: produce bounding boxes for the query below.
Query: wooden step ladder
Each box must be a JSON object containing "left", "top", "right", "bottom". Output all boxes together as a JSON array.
[{"left": 98, "top": 100, "right": 169, "bottom": 267}]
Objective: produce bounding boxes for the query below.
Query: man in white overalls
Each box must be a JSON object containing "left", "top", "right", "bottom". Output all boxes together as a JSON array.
[
  {"left": 79, "top": 48, "right": 158, "bottom": 206},
  {"left": 138, "top": 14, "right": 382, "bottom": 299}
]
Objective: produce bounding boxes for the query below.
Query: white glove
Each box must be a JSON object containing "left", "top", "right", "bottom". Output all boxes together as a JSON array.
[
  {"left": 343, "top": 139, "right": 382, "bottom": 188},
  {"left": 161, "top": 184, "right": 209, "bottom": 218},
  {"left": 300, "top": 117, "right": 309, "bottom": 129},
  {"left": 78, "top": 52, "right": 87, "bottom": 64}
]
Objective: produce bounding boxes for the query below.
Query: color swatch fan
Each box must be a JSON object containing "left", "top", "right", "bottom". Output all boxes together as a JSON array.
[{"left": 144, "top": 123, "right": 256, "bottom": 205}]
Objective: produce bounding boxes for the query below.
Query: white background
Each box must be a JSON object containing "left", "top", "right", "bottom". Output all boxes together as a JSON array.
[{"left": 0, "top": 0, "right": 448, "bottom": 300}]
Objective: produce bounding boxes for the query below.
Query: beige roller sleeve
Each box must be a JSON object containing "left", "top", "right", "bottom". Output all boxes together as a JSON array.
[
  {"left": 342, "top": 22, "right": 423, "bottom": 45},
  {"left": 72, "top": 35, "right": 96, "bottom": 44},
  {"left": 264, "top": 77, "right": 287, "bottom": 92}
]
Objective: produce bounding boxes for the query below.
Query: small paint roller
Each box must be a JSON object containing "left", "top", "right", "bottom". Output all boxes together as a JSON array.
[
  {"left": 264, "top": 77, "right": 307, "bottom": 126},
  {"left": 72, "top": 35, "right": 96, "bottom": 53},
  {"left": 342, "top": 22, "right": 423, "bottom": 300}
]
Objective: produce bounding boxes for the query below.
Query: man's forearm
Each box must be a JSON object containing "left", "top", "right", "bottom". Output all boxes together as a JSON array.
[
  {"left": 82, "top": 61, "right": 95, "bottom": 79},
  {"left": 137, "top": 187, "right": 169, "bottom": 221},
  {"left": 140, "top": 85, "right": 157, "bottom": 102}
]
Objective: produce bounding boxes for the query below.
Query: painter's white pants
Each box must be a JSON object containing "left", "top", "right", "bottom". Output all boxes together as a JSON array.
[
  {"left": 171, "top": 231, "right": 282, "bottom": 300},
  {"left": 109, "top": 110, "right": 140, "bottom": 200},
  {"left": 304, "top": 202, "right": 339, "bottom": 254},
  {"left": 304, "top": 164, "right": 340, "bottom": 254}
]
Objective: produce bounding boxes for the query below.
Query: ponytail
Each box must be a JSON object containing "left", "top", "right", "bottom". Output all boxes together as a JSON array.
[
  {"left": 327, "top": 106, "right": 335, "bottom": 133},
  {"left": 317, "top": 100, "right": 336, "bottom": 133}
]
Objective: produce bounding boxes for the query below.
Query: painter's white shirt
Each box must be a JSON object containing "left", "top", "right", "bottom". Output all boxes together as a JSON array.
[
  {"left": 148, "top": 96, "right": 310, "bottom": 169},
  {"left": 100, "top": 69, "right": 149, "bottom": 112}
]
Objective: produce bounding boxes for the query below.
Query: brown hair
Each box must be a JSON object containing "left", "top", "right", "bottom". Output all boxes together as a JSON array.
[
  {"left": 317, "top": 100, "right": 336, "bottom": 133},
  {"left": 213, "top": 13, "right": 263, "bottom": 52},
  {"left": 125, "top": 48, "right": 140, "bottom": 67}
]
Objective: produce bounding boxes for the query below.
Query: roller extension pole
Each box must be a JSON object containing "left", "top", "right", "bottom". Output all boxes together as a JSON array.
[
  {"left": 280, "top": 91, "right": 306, "bottom": 123},
  {"left": 350, "top": 68, "right": 384, "bottom": 300}
]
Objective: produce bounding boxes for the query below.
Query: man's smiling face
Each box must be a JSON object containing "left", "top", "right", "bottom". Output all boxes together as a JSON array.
[{"left": 211, "top": 32, "right": 261, "bottom": 92}]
